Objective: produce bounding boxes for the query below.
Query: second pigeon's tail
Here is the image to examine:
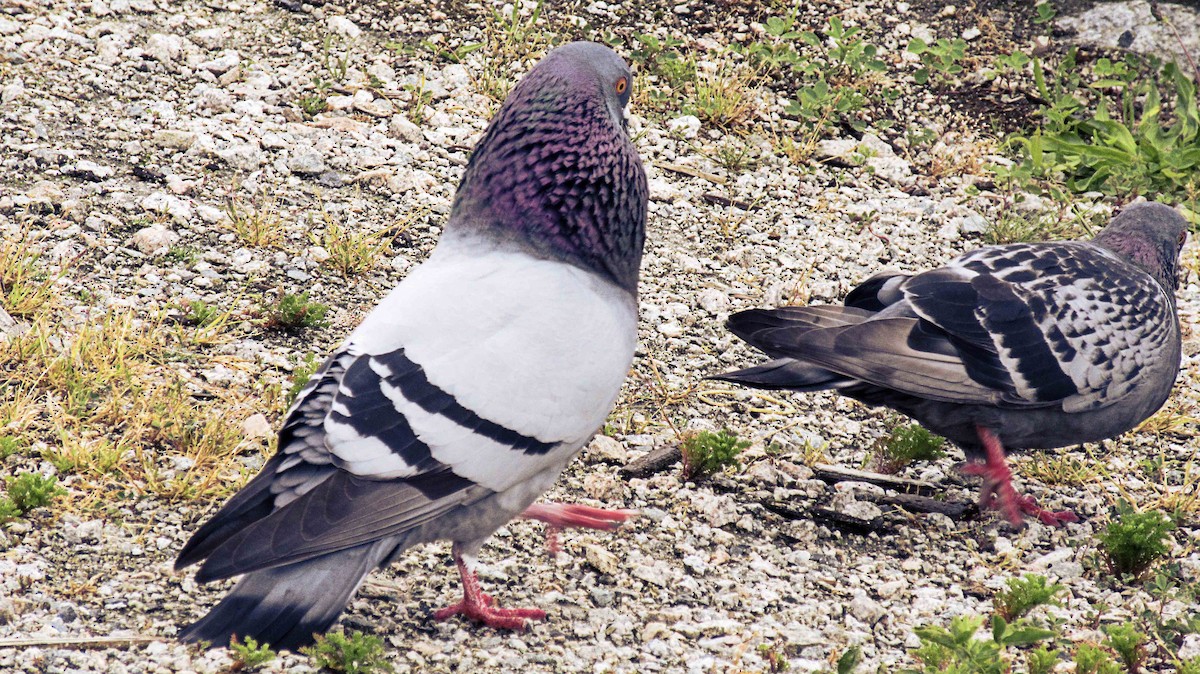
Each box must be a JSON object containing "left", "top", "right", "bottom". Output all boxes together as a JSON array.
[
  {"left": 709, "top": 358, "right": 847, "bottom": 391},
  {"left": 713, "top": 306, "right": 873, "bottom": 390},
  {"left": 179, "top": 541, "right": 394, "bottom": 652}
]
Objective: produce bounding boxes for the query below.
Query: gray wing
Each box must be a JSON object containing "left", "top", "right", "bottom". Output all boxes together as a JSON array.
[
  {"left": 739, "top": 242, "right": 1176, "bottom": 411},
  {"left": 176, "top": 347, "right": 519, "bottom": 581}
]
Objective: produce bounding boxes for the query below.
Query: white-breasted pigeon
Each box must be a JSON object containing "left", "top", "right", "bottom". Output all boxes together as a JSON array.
[
  {"left": 175, "top": 41, "right": 648, "bottom": 650},
  {"left": 714, "top": 202, "right": 1187, "bottom": 526}
]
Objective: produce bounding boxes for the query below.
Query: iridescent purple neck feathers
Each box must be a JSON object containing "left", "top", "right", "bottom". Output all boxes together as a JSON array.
[
  {"left": 1091, "top": 202, "right": 1188, "bottom": 293},
  {"left": 446, "top": 42, "right": 648, "bottom": 294}
]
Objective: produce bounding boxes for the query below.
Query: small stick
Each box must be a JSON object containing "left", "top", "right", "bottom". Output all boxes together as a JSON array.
[
  {"left": 0, "top": 636, "right": 160, "bottom": 650},
  {"left": 653, "top": 161, "right": 728, "bottom": 185}
]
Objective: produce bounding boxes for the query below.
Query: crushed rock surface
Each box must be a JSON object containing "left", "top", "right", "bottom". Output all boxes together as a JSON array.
[{"left": 1, "top": 0, "right": 1198, "bottom": 672}]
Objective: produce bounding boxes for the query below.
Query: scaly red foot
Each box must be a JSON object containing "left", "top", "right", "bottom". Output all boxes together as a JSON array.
[
  {"left": 433, "top": 551, "right": 546, "bottom": 630},
  {"left": 962, "top": 426, "right": 1078, "bottom": 528},
  {"left": 522, "top": 502, "right": 638, "bottom": 555}
]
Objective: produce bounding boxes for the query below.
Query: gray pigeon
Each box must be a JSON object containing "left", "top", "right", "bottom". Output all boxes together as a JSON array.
[
  {"left": 714, "top": 202, "right": 1187, "bottom": 526},
  {"left": 175, "top": 42, "right": 647, "bottom": 650}
]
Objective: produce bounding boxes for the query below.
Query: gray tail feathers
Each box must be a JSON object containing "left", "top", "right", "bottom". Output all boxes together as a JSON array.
[
  {"left": 709, "top": 358, "right": 845, "bottom": 391},
  {"left": 179, "top": 541, "right": 391, "bottom": 652}
]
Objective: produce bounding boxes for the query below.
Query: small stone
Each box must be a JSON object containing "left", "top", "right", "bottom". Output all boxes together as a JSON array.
[
  {"left": 327, "top": 15, "right": 362, "bottom": 38},
  {"left": 153, "top": 130, "right": 197, "bottom": 150},
  {"left": 145, "top": 33, "right": 183, "bottom": 62},
  {"left": 241, "top": 413, "right": 273, "bottom": 440},
  {"left": 641, "top": 622, "right": 668, "bottom": 643},
  {"left": 288, "top": 150, "right": 326, "bottom": 175},
  {"left": 68, "top": 160, "right": 115, "bottom": 181},
  {"left": 962, "top": 26, "right": 981, "bottom": 40},
  {"left": 849, "top": 594, "right": 885, "bottom": 623},
  {"left": 141, "top": 192, "right": 192, "bottom": 224},
  {"left": 388, "top": 115, "right": 423, "bottom": 143},
  {"left": 697, "top": 288, "right": 729, "bottom": 314},
  {"left": 191, "top": 27, "right": 227, "bottom": 50},
  {"left": 666, "top": 115, "right": 701, "bottom": 138},
  {"left": 586, "top": 435, "right": 628, "bottom": 463},
  {"left": 199, "top": 50, "right": 240, "bottom": 75},
  {"left": 129, "top": 224, "right": 179, "bottom": 256},
  {"left": 585, "top": 545, "right": 619, "bottom": 575},
  {"left": 1179, "top": 634, "right": 1200, "bottom": 661}
]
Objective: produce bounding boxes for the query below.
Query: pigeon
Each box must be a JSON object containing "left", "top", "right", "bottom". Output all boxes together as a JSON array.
[
  {"left": 175, "top": 41, "right": 648, "bottom": 650},
  {"left": 714, "top": 202, "right": 1187, "bottom": 526}
]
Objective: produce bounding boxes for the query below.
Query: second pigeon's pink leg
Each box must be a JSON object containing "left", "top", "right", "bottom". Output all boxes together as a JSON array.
[
  {"left": 432, "top": 547, "right": 547, "bottom": 630},
  {"left": 521, "top": 503, "right": 638, "bottom": 555},
  {"left": 961, "top": 426, "right": 1079, "bottom": 527}
]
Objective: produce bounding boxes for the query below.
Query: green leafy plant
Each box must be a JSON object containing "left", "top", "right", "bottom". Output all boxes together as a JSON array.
[
  {"left": 681, "top": 429, "right": 749, "bottom": 481},
  {"left": 1097, "top": 504, "right": 1175, "bottom": 578},
  {"left": 0, "top": 499, "right": 18, "bottom": 524},
  {"left": 836, "top": 645, "right": 862, "bottom": 674},
  {"left": 1003, "top": 52, "right": 1200, "bottom": 208},
  {"left": 230, "top": 635, "right": 277, "bottom": 671},
  {"left": 1, "top": 472, "right": 66, "bottom": 522},
  {"left": 287, "top": 352, "right": 323, "bottom": 406},
  {"left": 993, "top": 574, "right": 1064, "bottom": 622},
  {"left": 7, "top": 472, "right": 65, "bottom": 512},
  {"left": 181, "top": 300, "right": 222, "bottom": 327},
  {"left": 1026, "top": 645, "right": 1060, "bottom": 674},
  {"left": 630, "top": 33, "right": 685, "bottom": 76},
  {"left": 1102, "top": 623, "right": 1146, "bottom": 673},
  {"left": 908, "top": 37, "right": 967, "bottom": 85},
  {"left": 1178, "top": 657, "right": 1200, "bottom": 674},
  {"left": 905, "top": 614, "right": 1055, "bottom": 674},
  {"left": 822, "top": 16, "right": 886, "bottom": 80},
  {"left": 0, "top": 434, "right": 22, "bottom": 461},
  {"left": 870, "top": 423, "right": 945, "bottom": 474},
  {"left": 261, "top": 292, "right": 329, "bottom": 331},
  {"left": 302, "top": 629, "right": 393, "bottom": 674},
  {"left": 1033, "top": 1, "right": 1057, "bottom": 25},
  {"left": 1074, "top": 642, "right": 1121, "bottom": 674},
  {"left": 757, "top": 642, "right": 790, "bottom": 672},
  {"left": 738, "top": 12, "right": 803, "bottom": 74}
]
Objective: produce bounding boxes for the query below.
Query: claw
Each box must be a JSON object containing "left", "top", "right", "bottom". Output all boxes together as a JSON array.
[{"left": 964, "top": 426, "right": 1079, "bottom": 528}]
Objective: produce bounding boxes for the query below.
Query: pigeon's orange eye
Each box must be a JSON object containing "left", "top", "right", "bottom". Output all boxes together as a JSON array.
[{"left": 615, "top": 77, "right": 628, "bottom": 94}]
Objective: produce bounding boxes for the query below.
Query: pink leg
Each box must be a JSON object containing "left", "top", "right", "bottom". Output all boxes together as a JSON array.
[
  {"left": 432, "top": 549, "right": 546, "bottom": 630},
  {"left": 521, "top": 502, "right": 638, "bottom": 555},
  {"left": 961, "top": 426, "right": 1079, "bottom": 527}
]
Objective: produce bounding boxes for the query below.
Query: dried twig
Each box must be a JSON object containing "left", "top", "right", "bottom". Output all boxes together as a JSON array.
[{"left": 0, "top": 636, "right": 160, "bottom": 650}]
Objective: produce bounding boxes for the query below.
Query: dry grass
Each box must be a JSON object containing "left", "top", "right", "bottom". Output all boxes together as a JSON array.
[
  {"left": 313, "top": 213, "right": 393, "bottom": 277},
  {"left": 0, "top": 304, "right": 270, "bottom": 510},
  {"left": 224, "top": 193, "right": 286, "bottom": 248},
  {"left": 687, "top": 59, "right": 760, "bottom": 129},
  {"left": 1018, "top": 451, "right": 1104, "bottom": 487},
  {"left": 0, "top": 226, "right": 69, "bottom": 317}
]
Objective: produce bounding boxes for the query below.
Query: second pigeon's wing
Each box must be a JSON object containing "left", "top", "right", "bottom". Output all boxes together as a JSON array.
[{"left": 907, "top": 242, "right": 1177, "bottom": 412}]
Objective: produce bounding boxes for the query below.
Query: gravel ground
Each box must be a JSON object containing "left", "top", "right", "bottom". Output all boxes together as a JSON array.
[{"left": 1, "top": 0, "right": 1198, "bottom": 672}]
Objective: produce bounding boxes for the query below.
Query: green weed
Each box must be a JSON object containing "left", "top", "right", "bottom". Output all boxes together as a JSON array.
[
  {"left": 261, "top": 292, "right": 329, "bottom": 331},
  {"left": 0, "top": 435, "right": 22, "bottom": 460},
  {"left": 681, "top": 429, "right": 749, "bottom": 481},
  {"left": 1098, "top": 503, "right": 1175, "bottom": 579},
  {"left": 302, "top": 629, "right": 393, "bottom": 674},
  {"left": 908, "top": 37, "right": 967, "bottom": 85},
  {"left": 230, "top": 635, "right": 277, "bottom": 671},
  {"left": 4, "top": 472, "right": 65, "bottom": 513},
  {"left": 869, "top": 423, "right": 945, "bottom": 474},
  {"left": 287, "top": 352, "right": 323, "bottom": 406},
  {"left": 993, "top": 574, "right": 1064, "bottom": 622}
]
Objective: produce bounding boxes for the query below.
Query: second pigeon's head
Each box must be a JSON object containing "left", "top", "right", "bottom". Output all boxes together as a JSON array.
[
  {"left": 447, "top": 42, "right": 648, "bottom": 294},
  {"left": 1093, "top": 202, "right": 1189, "bottom": 291}
]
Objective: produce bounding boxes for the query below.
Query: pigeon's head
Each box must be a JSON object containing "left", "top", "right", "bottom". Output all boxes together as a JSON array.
[
  {"left": 448, "top": 42, "right": 648, "bottom": 294},
  {"left": 1094, "top": 202, "right": 1189, "bottom": 291}
]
